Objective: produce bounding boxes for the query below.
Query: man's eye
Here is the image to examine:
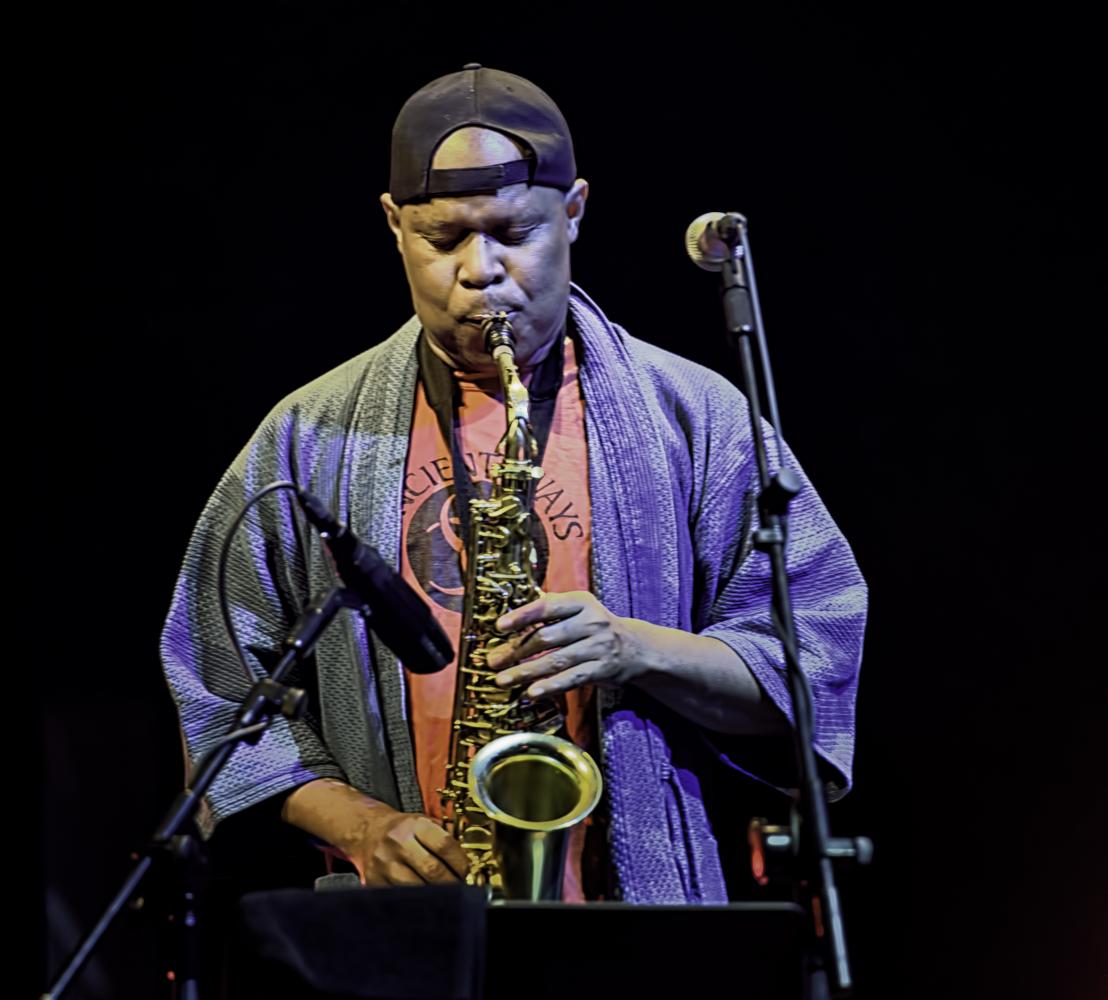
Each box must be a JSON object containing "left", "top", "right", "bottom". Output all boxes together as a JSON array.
[
  {"left": 499, "top": 227, "right": 534, "bottom": 245},
  {"left": 423, "top": 226, "right": 533, "bottom": 250}
]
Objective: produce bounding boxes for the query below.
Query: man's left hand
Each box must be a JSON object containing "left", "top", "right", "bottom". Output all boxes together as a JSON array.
[{"left": 486, "top": 591, "right": 648, "bottom": 698}]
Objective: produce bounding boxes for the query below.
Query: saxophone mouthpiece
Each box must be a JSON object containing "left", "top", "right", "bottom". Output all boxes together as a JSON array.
[{"left": 479, "top": 311, "right": 516, "bottom": 357}]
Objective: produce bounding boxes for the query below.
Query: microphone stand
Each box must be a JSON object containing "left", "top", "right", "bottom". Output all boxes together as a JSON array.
[
  {"left": 42, "top": 585, "right": 369, "bottom": 1000},
  {"left": 709, "top": 214, "right": 871, "bottom": 999}
]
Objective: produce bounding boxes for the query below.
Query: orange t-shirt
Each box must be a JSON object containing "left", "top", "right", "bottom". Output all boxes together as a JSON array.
[{"left": 399, "top": 335, "right": 598, "bottom": 901}]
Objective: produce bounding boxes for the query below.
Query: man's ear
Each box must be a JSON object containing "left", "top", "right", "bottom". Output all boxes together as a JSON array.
[
  {"left": 564, "top": 179, "right": 589, "bottom": 244},
  {"left": 380, "top": 192, "right": 404, "bottom": 250}
]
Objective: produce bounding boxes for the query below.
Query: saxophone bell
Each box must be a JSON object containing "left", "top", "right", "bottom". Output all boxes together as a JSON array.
[{"left": 468, "top": 733, "right": 602, "bottom": 901}]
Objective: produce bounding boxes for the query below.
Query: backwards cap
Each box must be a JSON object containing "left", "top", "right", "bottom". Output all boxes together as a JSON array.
[{"left": 389, "top": 63, "right": 576, "bottom": 205}]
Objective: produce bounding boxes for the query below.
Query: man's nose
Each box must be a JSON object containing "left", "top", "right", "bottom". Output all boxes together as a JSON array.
[{"left": 457, "top": 234, "right": 505, "bottom": 289}]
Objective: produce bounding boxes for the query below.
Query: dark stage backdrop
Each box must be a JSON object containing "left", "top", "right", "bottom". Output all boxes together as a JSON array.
[{"left": 28, "top": 6, "right": 1104, "bottom": 999}]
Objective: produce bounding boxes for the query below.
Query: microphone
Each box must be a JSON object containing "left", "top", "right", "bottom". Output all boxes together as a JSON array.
[
  {"left": 296, "top": 489, "right": 453, "bottom": 674},
  {"left": 684, "top": 211, "right": 748, "bottom": 272}
]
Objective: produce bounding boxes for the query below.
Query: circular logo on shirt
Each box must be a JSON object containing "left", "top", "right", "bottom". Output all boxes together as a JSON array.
[{"left": 406, "top": 483, "right": 550, "bottom": 613}]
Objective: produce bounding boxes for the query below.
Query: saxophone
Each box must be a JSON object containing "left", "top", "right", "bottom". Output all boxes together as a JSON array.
[{"left": 438, "top": 312, "right": 602, "bottom": 900}]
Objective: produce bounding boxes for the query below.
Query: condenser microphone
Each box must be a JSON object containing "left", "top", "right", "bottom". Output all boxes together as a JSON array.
[{"left": 684, "top": 211, "right": 748, "bottom": 272}]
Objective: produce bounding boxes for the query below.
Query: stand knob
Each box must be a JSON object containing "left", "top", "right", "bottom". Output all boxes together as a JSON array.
[{"left": 750, "top": 819, "right": 874, "bottom": 886}]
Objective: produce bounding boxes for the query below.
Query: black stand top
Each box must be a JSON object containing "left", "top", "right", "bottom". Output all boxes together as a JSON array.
[{"left": 234, "top": 885, "right": 806, "bottom": 1000}]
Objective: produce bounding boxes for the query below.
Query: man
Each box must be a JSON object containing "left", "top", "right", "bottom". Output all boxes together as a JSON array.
[{"left": 161, "top": 64, "right": 866, "bottom": 904}]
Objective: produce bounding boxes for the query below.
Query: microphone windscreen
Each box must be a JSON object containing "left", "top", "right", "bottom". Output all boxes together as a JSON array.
[
  {"left": 358, "top": 544, "right": 454, "bottom": 674},
  {"left": 685, "top": 211, "right": 728, "bottom": 272},
  {"left": 297, "top": 489, "right": 453, "bottom": 674}
]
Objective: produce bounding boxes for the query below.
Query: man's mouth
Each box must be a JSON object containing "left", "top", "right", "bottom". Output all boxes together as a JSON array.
[{"left": 459, "top": 309, "right": 518, "bottom": 326}]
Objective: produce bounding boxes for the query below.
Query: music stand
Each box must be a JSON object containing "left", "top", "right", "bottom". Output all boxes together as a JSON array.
[{"left": 234, "top": 885, "right": 805, "bottom": 1000}]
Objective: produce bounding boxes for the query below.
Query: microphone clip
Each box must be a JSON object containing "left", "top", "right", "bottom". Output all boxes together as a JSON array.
[{"left": 713, "top": 212, "right": 747, "bottom": 249}]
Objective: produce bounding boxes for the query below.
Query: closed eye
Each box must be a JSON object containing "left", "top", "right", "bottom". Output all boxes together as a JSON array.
[
  {"left": 497, "top": 225, "right": 538, "bottom": 245},
  {"left": 421, "top": 223, "right": 539, "bottom": 251}
]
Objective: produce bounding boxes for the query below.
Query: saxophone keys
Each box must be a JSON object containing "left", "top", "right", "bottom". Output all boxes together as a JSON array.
[{"left": 461, "top": 828, "right": 493, "bottom": 852}]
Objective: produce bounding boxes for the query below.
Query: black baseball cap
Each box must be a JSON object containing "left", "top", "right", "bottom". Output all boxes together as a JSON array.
[{"left": 389, "top": 64, "right": 576, "bottom": 206}]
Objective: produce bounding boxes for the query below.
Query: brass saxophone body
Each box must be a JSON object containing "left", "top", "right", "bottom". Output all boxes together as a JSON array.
[{"left": 438, "top": 312, "right": 602, "bottom": 900}]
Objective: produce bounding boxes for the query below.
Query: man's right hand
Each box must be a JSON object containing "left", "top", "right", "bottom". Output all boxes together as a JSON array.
[
  {"left": 281, "top": 778, "right": 469, "bottom": 887},
  {"left": 351, "top": 806, "right": 470, "bottom": 886}
]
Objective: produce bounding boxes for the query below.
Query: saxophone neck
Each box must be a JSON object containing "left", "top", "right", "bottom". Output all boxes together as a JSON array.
[{"left": 480, "top": 312, "right": 531, "bottom": 425}]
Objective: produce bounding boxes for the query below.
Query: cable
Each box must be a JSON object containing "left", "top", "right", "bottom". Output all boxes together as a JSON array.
[{"left": 216, "top": 480, "right": 299, "bottom": 682}]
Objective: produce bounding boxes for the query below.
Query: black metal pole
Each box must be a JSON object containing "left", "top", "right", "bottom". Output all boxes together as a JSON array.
[
  {"left": 41, "top": 586, "right": 366, "bottom": 999},
  {"left": 713, "top": 213, "right": 868, "bottom": 997}
]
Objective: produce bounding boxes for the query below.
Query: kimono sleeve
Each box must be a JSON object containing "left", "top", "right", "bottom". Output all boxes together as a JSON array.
[
  {"left": 160, "top": 419, "right": 346, "bottom": 835},
  {"left": 693, "top": 416, "right": 867, "bottom": 800}
]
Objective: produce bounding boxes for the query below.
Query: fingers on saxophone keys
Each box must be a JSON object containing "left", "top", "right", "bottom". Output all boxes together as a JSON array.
[
  {"left": 496, "top": 649, "right": 570, "bottom": 690},
  {"left": 415, "top": 824, "right": 469, "bottom": 880},
  {"left": 487, "top": 625, "right": 543, "bottom": 671},
  {"left": 524, "top": 622, "right": 561, "bottom": 654},
  {"left": 494, "top": 654, "right": 542, "bottom": 688},
  {"left": 529, "top": 662, "right": 602, "bottom": 699}
]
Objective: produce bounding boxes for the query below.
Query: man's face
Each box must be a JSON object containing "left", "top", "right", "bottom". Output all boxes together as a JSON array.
[{"left": 382, "top": 131, "right": 587, "bottom": 374}]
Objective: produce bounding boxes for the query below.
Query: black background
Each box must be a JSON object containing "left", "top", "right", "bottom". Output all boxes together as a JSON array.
[{"left": 28, "top": 4, "right": 1105, "bottom": 998}]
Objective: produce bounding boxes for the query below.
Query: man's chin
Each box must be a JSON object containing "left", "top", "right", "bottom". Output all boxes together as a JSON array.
[
  {"left": 423, "top": 328, "right": 498, "bottom": 373},
  {"left": 425, "top": 317, "right": 557, "bottom": 372}
]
